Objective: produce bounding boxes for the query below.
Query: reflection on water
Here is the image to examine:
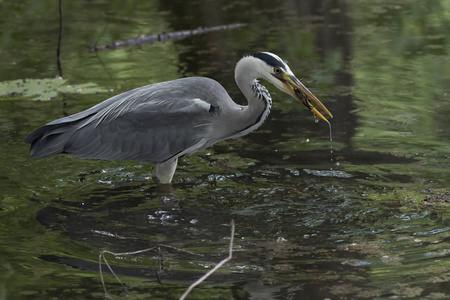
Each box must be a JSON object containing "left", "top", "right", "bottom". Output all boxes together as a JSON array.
[
  {"left": 303, "top": 168, "right": 353, "bottom": 178},
  {"left": 33, "top": 145, "right": 449, "bottom": 298},
  {"left": 0, "top": 0, "right": 449, "bottom": 299}
]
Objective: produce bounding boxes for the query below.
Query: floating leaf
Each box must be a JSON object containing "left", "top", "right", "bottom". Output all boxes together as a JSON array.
[{"left": 0, "top": 77, "right": 108, "bottom": 101}]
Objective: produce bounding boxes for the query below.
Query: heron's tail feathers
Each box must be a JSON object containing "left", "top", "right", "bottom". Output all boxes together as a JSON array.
[{"left": 24, "top": 123, "right": 78, "bottom": 158}]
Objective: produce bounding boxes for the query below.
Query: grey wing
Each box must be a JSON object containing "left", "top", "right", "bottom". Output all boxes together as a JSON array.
[
  {"left": 25, "top": 78, "right": 227, "bottom": 162},
  {"left": 65, "top": 99, "right": 213, "bottom": 162}
]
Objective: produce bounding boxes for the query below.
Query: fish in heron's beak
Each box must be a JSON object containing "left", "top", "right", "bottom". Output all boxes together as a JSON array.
[{"left": 284, "top": 75, "right": 333, "bottom": 123}]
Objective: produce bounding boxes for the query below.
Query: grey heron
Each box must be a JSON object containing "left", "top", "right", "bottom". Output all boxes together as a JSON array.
[{"left": 24, "top": 52, "right": 333, "bottom": 184}]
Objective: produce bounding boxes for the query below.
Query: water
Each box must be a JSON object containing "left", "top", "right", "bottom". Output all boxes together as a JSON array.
[{"left": 1, "top": 0, "right": 449, "bottom": 299}]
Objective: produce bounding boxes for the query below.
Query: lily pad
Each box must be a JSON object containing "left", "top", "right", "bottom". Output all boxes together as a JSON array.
[{"left": 0, "top": 77, "right": 108, "bottom": 101}]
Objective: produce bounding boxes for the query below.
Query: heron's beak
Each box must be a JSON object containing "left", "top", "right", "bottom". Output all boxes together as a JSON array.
[{"left": 282, "top": 74, "right": 333, "bottom": 123}]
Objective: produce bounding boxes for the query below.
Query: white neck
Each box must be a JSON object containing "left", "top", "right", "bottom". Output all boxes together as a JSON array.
[{"left": 231, "top": 56, "right": 272, "bottom": 138}]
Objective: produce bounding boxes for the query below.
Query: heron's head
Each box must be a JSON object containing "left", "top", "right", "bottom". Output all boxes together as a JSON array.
[{"left": 249, "top": 52, "right": 333, "bottom": 122}]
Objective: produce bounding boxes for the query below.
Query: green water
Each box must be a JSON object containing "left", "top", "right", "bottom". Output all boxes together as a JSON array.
[{"left": 1, "top": 0, "right": 449, "bottom": 299}]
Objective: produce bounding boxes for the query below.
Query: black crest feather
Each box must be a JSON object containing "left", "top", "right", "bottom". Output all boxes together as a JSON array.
[{"left": 250, "top": 52, "right": 286, "bottom": 69}]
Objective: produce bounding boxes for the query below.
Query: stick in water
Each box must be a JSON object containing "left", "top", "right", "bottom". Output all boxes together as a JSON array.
[{"left": 179, "top": 220, "right": 235, "bottom": 300}]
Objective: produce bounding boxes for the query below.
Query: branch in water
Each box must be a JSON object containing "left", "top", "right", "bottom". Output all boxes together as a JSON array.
[
  {"left": 56, "top": 0, "right": 63, "bottom": 77},
  {"left": 179, "top": 220, "right": 235, "bottom": 300},
  {"left": 98, "top": 220, "right": 235, "bottom": 299},
  {"left": 88, "top": 24, "right": 247, "bottom": 52}
]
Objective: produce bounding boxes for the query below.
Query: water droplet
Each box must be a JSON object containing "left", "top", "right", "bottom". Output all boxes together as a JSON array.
[{"left": 327, "top": 121, "right": 333, "bottom": 141}]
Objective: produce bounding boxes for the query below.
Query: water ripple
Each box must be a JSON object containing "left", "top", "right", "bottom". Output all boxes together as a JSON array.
[
  {"left": 303, "top": 169, "right": 353, "bottom": 178},
  {"left": 413, "top": 227, "right": 450, "bottom": 236}
]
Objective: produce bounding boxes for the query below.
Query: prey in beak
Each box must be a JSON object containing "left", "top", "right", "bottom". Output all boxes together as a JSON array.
[{"left": 282, "top": 74, "right": 333, "bottom": 123}]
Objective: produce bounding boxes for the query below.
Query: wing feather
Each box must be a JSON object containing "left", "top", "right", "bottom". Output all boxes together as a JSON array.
[{"left": 25, "top": 77, "right": 230, "bottom": 162}]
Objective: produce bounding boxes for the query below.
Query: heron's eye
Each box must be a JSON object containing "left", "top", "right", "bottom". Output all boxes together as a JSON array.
[{"left": 274, "top": 67, "right": 282, "bottom": 74}]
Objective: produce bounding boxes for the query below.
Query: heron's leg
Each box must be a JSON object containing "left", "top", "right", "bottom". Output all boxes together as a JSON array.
[{"left": 152, "top": 158, "right": 178, "bottom": 184}]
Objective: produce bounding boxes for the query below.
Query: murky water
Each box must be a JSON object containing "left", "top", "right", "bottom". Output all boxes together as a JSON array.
[{"left": 1, "top": 0, "right": 449, "bottom": 299}]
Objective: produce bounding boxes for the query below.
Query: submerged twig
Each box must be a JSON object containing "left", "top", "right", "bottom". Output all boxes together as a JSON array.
[
  {"left": 56, "top": 0, "right": 63, "bottom": 78},
  {"left": 157, "top": 246, "right": 163, "bottom": 283},
  {"left": 99, "top": 252, "right": 129, "bottom": 298},
  {"left": 99, "top": 244, "right": 203, "bottom": 297},
  {"left": 98, "top": 221, "right": 235, "bottom": 299},
  {"left": 57, "top": 180, "right": 96, "bottom": 200},
  {"left": 179, "top": 219, "right": 235, "bottom": 300},
  {"left": 88, "top": 24, "right": 246, "bottom": 52}
]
